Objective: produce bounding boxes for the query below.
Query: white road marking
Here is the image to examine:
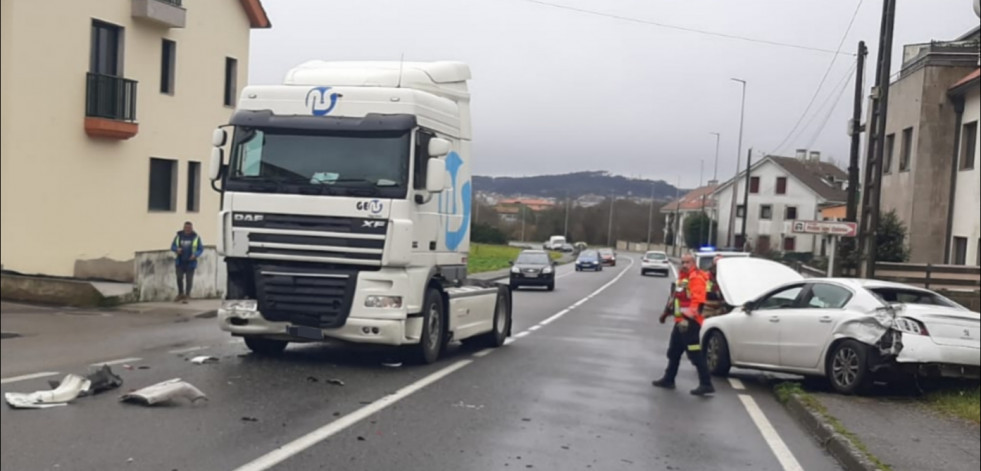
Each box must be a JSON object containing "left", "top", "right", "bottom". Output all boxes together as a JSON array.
[
  {"left": 168, "top": 346, "right": 209, "bottom": 355},
  {"left": 1, "top": 372, "right": 60, "bottom": 385},
  {"left": 728, "top": 377, "right": 746, "bottom": 390},
  {"left": 539, "top": 309, "right": 569, "bottom": 325},
  {"left": 234, "top": 359, "right": 473, "bottom": 471},
  {"left": 738, "top": 394, "right": 804, "bottom": 471},
  {"left": 228, "top": 338, "right": 244, "bottom": 344},
  {"left": 670, "top": 262, "right": 679, "bottom": 279},
  {"left": 503, "top": 338, "right": 516, "bottom": 346},
  {"left": 90, "top": 357, "right": 142, "bottom": 367},
  {"left": 514, "top": 331, "right": 531, "bottom": 338},
  {"left": 528, "top": 325, "right": 541, "bottom": 331},
  {"left": 472, "top": 349, "right": 493, "bottom": 358}
]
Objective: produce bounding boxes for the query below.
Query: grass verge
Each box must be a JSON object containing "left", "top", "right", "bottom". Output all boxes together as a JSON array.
[
  {"left": 468, "top": 244, "right": 561, "bottom": 274},
  {"left": 774, "top": 382, "right": 893, "bottom": 471},
  {"left": 925, "top": 386, "right": 980, "bottom": 424}
]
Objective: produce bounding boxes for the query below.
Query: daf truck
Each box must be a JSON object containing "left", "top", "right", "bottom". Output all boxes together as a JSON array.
[{"left": 207, "top": 61, "right": 512, "bottom": 364}]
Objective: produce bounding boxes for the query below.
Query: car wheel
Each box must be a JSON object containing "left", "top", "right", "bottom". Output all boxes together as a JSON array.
[
  {"left": 828, "top": 340, "right": 872, "bottom": 395},
  {"left": 476, "top": 288, "right": 511, "bottom": 348},
  {"left": 414, "top": 288, "right": 445, "bottom": 364},
  {"left": 705, "top": 330, "right": 731, "bottom": 376},
  {"left": 244, "top": 336, "right": 288, "bottom": 356}
]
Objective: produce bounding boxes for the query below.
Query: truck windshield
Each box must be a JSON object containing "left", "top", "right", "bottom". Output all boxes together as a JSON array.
[{"left": 225, "top": 127, "right": 410, "bottom": 198}]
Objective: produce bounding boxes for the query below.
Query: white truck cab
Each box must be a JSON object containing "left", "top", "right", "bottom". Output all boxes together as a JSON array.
[{"left": 208, "top": 61, "right": 512, "bottom": 363}]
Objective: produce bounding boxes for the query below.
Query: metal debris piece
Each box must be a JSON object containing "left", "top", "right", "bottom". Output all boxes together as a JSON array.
[
  {"left": 190, "top": 356, "right": 219, "bottom": 365},
  {"left": 120, "top": 378, "right": 206, "bottom": 406},
  {"left": 453, "top": 401, "right": 484, "bottom": 410},
  {"left": 48, "top": 365, "right": 123, "bottom": 396},
  {"left": 241, "top": 416, "right": 259, "bottom": 422},
  {"left": 325, "top": 378, "right": 345, "bottom": 386},
  {"left": 5, "top": 374, "right": 91, "bottom": 409}
]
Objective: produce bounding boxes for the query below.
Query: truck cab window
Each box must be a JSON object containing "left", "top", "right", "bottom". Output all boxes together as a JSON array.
[{"left": 414, "top": 130, "right": 434, "bottom": 190}]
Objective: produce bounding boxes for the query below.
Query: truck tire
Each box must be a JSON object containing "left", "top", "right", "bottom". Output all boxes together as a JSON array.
[
  {"left": 415, "top": 287, "right": 445, "bottom": 364},
  {"left": 244, "top": 336, "right": 288, "bottom": 356},
  {"left": 477, "top": 289, "right": 511, "bottom": 348}
]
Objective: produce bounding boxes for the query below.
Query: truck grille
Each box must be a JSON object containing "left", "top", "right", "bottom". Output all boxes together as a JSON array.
[
  {"left": 254, "top": 263, "right": 358, "bottom": 329},
  {"left": 233, "top": 213, "right": 387, "bottom": 266}
]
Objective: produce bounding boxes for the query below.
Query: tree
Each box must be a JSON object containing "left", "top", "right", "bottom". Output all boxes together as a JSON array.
[
  {"left": 471, "top": 223, "right": 508, "bottom": 245},
  {"left": 876, "top": 210, "right": 910, "bottom": 262},
  {"left": 683, "top": 212, "right": 712, "bottom": 249}
]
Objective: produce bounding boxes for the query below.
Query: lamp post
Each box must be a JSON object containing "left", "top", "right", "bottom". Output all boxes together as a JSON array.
[
  {"left": 728, "top": 78, "right": 747, "bottom": 248},
  {"left": 709, "top": 132, "right": 721, "bottom": 246}
]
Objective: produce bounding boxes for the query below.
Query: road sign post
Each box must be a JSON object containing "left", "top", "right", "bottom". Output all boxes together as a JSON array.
[{"left": 792, "top": 220, "right": 858, "bottom": 277}]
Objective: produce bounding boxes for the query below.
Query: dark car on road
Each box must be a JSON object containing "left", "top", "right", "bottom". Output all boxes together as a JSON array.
[
  {"left": 509, "top": 250, "right": 556, "bottom": 291},
  {"left": 575, "top": 250, "right": 602, "bottom": 272},
  {"left": 598, "top": 248, "right": 617, "bottom": 266}
]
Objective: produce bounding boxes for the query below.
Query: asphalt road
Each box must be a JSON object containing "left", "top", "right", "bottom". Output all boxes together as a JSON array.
[{"left": 1, "top": 254, "right": 841, "bottom": 471}]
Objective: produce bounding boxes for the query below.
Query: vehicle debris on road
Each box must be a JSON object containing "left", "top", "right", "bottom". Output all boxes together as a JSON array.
[
  {"left": 325, "top": 378, "right": 345, "bottom": 386},
  {"left": 5, "top": 374, "right": 91, "bottom": 409},
  {"left": 190, "top": 356, "right": 219, "bottom": 365},
  {"left": 120, "top": 378, "right": 207, "bottom": 406},
  {"left": 53, "top": 365, "right": 124, "bottom": 396}
]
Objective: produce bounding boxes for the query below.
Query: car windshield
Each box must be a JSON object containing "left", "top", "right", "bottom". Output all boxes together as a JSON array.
[
  {"left": 869, "top": 287, "right": 961, "bottom": 308},
  {"left": 645, "top": 252, "right": 667, "bottom": 260},
  {"left": 579, "top": 251, "right": 598, "bottom": 260},
  {"left": 226, "top": 127, "right": 410, "bottom": 198},
  {"left": 516, "top": 253, "right": 550, "bottom": 264},
  {"left": 599, "top": 249, "right": 613, "bottom": 255}
]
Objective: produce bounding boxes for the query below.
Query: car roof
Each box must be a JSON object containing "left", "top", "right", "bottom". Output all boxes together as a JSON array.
[{"left": 520, "top": 249, "right": 547, "bottom": 254}]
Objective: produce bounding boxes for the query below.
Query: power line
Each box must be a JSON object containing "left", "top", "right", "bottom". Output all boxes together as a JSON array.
[
  {"left": 771, "top": 0, "right": 865, "bottom": 155},
  {"left": 519, "top": 0, "right": 859, "bottom": 56},
  {"left": 804, "top": 66, "right": 858, "bottom": 149},
  {"left": 786, "top": 61, "right": 858, "bottom": 150}
]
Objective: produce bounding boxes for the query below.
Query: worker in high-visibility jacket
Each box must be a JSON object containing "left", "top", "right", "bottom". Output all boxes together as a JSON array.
[
  {"left": 701, "top": 255, "right": 726, "bottom": 319},
  {"left": 653, "top": 252, "right": 715, "bottom": 396}
]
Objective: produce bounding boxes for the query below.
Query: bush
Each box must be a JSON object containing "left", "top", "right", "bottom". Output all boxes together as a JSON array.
[
  {"left": 471, "top": 223, "right": 508, "bottom": 245},
  {"left": 877, "top": 210, "right": 910, "bottom": 263},
  {"left": 683, "top": 213, "right": 712, "bottom": 249}
]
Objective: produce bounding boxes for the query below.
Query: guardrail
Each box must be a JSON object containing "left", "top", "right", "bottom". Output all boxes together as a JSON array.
[{"left": 874, "top": 262, "right": 980, "bottom": 292}]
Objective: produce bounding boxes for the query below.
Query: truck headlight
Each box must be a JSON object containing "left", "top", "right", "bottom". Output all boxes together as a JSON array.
[
  {"left": 222, "top": 299, "right": 257, "bottom": 311},
  {"left": 543, "top": 266, "right": 553, "bottom": 274},
  {"left": 511, "top": 266, "right": 520, "bottom": 273},
  {"left": 365, "top": 295, "right": 403, "bottom": 309}
]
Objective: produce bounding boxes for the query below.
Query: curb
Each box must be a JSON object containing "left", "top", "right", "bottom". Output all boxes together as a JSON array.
[{"left": 779, "top": 392, "right": 886, "bottom": 471}]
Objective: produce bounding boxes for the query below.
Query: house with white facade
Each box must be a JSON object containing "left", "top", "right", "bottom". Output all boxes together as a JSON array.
[
  {"left": 947, "top": 68, "right": 980, "bottom": 266},
  {"left": 713, "top": 151, "right": 848, "bottom": 256},
  {"left": 660, "top": 182, "right": 719, "bottom": 249}
]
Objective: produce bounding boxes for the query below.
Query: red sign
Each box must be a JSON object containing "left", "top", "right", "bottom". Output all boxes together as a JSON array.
[{"left": 791, "top": 220, "right": 857, "bottom": 237}]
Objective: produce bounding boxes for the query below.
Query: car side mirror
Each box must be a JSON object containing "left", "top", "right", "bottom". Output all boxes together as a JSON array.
[
  {"left": 743, "top": 301, "right": 754, "bottom": 314},
  {"left": 508, "top": 261, "right": 514, "bottom": 266}
]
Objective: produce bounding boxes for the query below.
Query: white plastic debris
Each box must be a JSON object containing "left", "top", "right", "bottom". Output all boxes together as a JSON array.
[
  {"left": 5, "top": 374, "right": 92, "bottom": 409},
  {"left": 121, "top": 378, "right": 207, "bottom": 406},
  {"left": 190, "top": 356, "right": 219, "bottom": 365}
]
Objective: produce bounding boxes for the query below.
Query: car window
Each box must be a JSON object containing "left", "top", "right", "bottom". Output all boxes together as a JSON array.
[
  {"left": 645, "top": 252, "right": 667, "bottom": 260},
  {"left": 755, "top": 285, "right": 804, "bottom": 311},
  {"left": 802, "top": 283, "right": 852, "bottom": 309},
  {"left": 516, "top": 253, "right": 549, "bottom": 264},
  {"left": 869, "top": 288, "right": 960, "bottom": 308}
]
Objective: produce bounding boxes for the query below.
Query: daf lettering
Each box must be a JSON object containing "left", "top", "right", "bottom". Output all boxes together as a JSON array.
[{"left": 233, "top": 213, "right": 264, "bottom": 223}]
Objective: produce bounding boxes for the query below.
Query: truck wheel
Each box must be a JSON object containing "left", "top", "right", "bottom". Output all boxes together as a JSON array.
[
  {"left": 415, "top": 288, "right": 445, "bottom": 364},
  {"left": 828, "top": 340, "right": 872, "bottom": 395},
  {"left": 244, "top": 336, "right": 288, "bottom": 356},
  {"left": 704, "top": 330, "right": 731, "bottom": 376},
  {"left": 478, "top": 289, "right": 511, "bottom": 348}
]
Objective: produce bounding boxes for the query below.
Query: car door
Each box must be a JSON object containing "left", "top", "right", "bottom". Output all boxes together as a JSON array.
[
  {"left": 730, "top": 283, "right": 806, "bottom": 367},
  {"left": 778, "top": 282, "right": 855, "bottom": 370}
]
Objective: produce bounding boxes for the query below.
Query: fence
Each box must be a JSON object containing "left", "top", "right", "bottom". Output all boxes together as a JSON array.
[{"left": 873, "top": 262, "right": 981, "bottom": 292}]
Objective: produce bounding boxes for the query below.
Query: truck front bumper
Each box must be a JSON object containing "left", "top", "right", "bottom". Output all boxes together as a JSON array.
[{"left": 219, "top": 304, "right": 423, "bottom": 346}]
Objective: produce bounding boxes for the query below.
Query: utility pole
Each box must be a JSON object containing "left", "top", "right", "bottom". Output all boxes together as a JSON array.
[
  {"left": 672, "top": 176, "right": 681, "bottom": 256},
  {"left": 709, "top": 132, "right": 721, "bottom": 246},
  {"left": 563, "top": 190, "right": 570, "bottom": 240},
  {"left": 728, "top": 78, "right": 747, "bottom": 248},
  {"left": 606, "top": 192, "right": 615, "bottom": 247},
  {"left": 843, "top": 41, "right": 868, "bottom": 276},
  {"left": 858, "top": 0, "right": 897, "bottom": 278},
  {"left": 519, "top": 204, "right": 526, "bottom": 242},
  {"left": 741, "top": 149, "right": 752, "bottom": 244},
  {"left": 647, "top": 181, "right": 655, "bottom": 247},
  {"left": 699, "top": 159, "right": 707, "bottom": 246}
]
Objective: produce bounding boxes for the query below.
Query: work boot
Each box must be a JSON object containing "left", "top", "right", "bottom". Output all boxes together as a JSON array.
[
  {"left": 174, "top": 294, "right": 184, "bottom": 303},
  {"left": 690, "top": 384, "right": 716, "bottom": 396},
  {"left": 651, "top": 378, "right": 676, "bottom": 389}
]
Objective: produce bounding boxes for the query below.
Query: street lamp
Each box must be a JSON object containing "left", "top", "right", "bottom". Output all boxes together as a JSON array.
[
  {"left": 728, "top": 78, "right": 747, "bottom": 249},
  {"left": 709, "top": 132, "right": 721, "bottom": 246}
]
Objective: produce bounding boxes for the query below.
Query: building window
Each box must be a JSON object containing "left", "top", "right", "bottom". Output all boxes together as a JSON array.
[
  {"left": 749, "top": 176, "right": 760, "bottom": 194},
  {"left": 90, "top": 20, "right": 122, "bottom": 76},
  {"left": 161, "top": 39, "right": 176, "bottom": 94},
  {"left": 736, "top": 205, "right": 746, "bottom": 218},
  {"left": 776, "top": 177, "right": 787, "bottom": 195},
  {"left": 149, "top": 158, "right": 177, "bottom": 211},
  {"left": 413, "top": 130, "right": 433, "bottom": 190},
  {"left": 883, "top": 133, "right": 895, "bottom": 174},
  {"left": 224, "top": 57, "right": 238, "bottom": 106},
  {"left": 760, "top": 204, "right": 772, "bottom": 220},
  {"left": 186, "top": 161, "right": 201, "bottom": 212},
  {"left": 899, "top": 127, "right": 913, "bottom": 172},
  {"left": 783, "top": 236, "right": 796, "bottom": 252},
  {"left": 961, "top": 121, "right": 977, "bottom": 171},
  {"left": 953, "top": 237, "right": 968, "bottom": 265},
  {"left": 785, "top": 206, "right": 798, "bottom": 220}
]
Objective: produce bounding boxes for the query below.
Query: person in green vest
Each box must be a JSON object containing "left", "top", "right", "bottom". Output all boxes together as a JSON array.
[{"left": 171, "top": 221, "right": 204, "bottom": 304}]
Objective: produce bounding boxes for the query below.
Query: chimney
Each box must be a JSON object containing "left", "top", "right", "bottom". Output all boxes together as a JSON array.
[
  {"left": 707, "top": 179, "right": 719, "bottom": 186},
  {"left": 796, "top": 148, "right": 807, "bottom": 160},
  {"left": 809, "top": 151, "right": 821, "bottom": 162}
]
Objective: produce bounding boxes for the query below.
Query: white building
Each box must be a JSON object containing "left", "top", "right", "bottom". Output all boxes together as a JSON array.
[
  {"left": 948, "top": 68, "right": 980, "bottom": 266},
  {"left": 713, "top": 152, "right": 848, "bottom": 255},
  {"left": 660, "top": 183, "right": 719, "bottom": 249}
]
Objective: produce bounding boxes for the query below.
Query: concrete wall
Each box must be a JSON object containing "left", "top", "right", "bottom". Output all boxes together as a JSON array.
[
  {"left": 878, "top": 68, "right": 925, "bottom": 227},
  {"left": 715, "top": 159, "right": 824, "bottom": 254},
  {"left": 134, "top": 247, "right": 225, "bottom": 302},
  {"left": 951, "top": 87, "right": 981, "bottom": 266},
  {"left": 0, "top": 0, "right": 253, "bottom": 277}
]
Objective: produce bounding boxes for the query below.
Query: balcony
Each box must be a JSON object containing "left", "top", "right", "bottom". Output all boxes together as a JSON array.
[
  {"left": 85, "top": 73, "right": 139, "bottom": 139},
  {"left": 131, "top": 0, "right": 186, "bottom": 28}
]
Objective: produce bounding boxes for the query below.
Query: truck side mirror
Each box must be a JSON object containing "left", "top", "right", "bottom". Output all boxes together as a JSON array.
[
  {"left": 209, "top": 148, "right": 224, "bottom": 181},
  {"left": 425, "top": 158, "right": 446, "bottom": 193},
  {"left": 212, "top": 128, "right": 227, "bottom": 147},
  {"left": 428, "top": 138, "right": 451, "bottom": 158}
]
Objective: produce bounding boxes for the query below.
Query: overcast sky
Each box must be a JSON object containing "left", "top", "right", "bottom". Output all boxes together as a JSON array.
[{"left": 248, "top": 0, "right": 979, "bottom": 188}]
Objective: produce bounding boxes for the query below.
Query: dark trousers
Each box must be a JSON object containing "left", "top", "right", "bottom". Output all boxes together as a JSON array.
[
  {"left": 662, "top": 321, "right": 713, "bottom": 386},
  {"left": 176, "top": 264, "right": 195, "bottom": 296}
]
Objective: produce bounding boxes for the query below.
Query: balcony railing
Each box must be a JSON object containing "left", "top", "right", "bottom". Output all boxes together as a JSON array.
[{"left": 86, "top": 73, "right": 137, "bottom": 122}]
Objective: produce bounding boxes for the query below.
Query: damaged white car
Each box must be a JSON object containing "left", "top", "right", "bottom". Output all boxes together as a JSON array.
[{"left": 699, "top": 257, "right": 980, "bottom": 394}]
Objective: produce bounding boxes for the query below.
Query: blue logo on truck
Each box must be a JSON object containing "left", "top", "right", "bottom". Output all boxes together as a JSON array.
[
  {"left": 305, "top": 87, "right": 338, "bottom": 116},
  {"left": 442, "top": 151, "right": 471, "bottom": 251}
]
